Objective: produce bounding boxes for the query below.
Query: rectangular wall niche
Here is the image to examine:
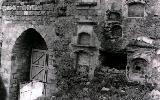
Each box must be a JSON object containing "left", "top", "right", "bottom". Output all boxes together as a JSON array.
[
  {"left": 128, "top": 3, "right": 145, "bottom": 17},
  {"left": 78, "top": 32, "right": 91, "bottom": 45}
]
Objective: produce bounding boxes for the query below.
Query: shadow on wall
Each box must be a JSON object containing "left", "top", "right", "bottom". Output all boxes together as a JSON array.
[
  {"left": 100, "top": 50, "right": 127, "bottom": 70},
  {"left": 0, "top": 76, "right": 7, "bottom": 100}
]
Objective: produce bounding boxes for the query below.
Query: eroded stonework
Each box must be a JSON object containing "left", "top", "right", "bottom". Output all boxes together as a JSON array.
[{"left": 1, "top": 0, "right": 160, "bottom": 100}]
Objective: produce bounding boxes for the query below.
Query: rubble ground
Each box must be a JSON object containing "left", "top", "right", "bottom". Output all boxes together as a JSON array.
[{"left": 53, "top": 67, "right": 156, "bottom": 100}]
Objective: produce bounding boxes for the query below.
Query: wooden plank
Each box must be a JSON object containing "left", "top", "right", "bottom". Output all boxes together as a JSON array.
[
  {"left": 30, "top": 49, "right": 57, "bottom": 97},
  {"left": 30, "top": 49, "right": 46, "bottom": 82},
  {"left": 32, "top": 51, "right": 45, "bottom": 65},
  {"left": 30, "top": 67, "right": 45, "bottom": 82}
]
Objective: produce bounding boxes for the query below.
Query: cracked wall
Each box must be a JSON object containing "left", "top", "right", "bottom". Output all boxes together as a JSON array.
[{"left": 1, "top": 0, "right": 160, "bottom": 100}]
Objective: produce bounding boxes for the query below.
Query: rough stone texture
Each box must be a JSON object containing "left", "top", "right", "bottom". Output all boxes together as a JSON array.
[
  {"left": 0, "top": 0, "right": 100, "bottom": 99},
  {"left": 1, "top": 0, "right": 160, "bottom": 100}
]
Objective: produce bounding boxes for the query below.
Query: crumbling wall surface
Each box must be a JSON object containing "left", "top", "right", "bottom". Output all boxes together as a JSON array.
[
  {"left": 125, "top": 43, "right": 160, "bottom": 100},
  {"left": 93, "top": 0, "right": 160, "bottom": 53},
  {"left": 0, "top": 1, "right": 60, "bottom": 100},
  {"left": 3, "top": 0, "right": 160, "bottom": 100},
  {"left": 0, "top": 0, "right": 80, "bottom": 99},
  {"left": 0, "top": 24, "right": 56, "bottom": 100},
  {"left": 126, "top": 36, "right": 160, "bottom": 86},
  {"left": 126, "top": 47, "right": 155, "bottom": 83},
  {"left": 122, "top": 0, "right": 160, "bottom": 85},
  {"left": 95, "top": 0, "right": 125, "bottom": 52},
  {"left": 122, "top": 0, "right": 160, "bottom": 39}
]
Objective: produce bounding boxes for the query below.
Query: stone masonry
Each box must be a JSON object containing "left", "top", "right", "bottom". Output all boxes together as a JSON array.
[{"left": 1, "top": 0, "right": 160, "bottom": 100}]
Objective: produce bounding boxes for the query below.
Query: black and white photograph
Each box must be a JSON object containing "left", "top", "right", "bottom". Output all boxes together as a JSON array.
[{"left": 1, "top": 0, "right": 160, "bottom": 100}]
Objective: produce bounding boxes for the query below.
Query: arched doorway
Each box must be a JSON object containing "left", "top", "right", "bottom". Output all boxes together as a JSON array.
[{"left": 10, "top": 28, "right": 56, "bottom": 100}]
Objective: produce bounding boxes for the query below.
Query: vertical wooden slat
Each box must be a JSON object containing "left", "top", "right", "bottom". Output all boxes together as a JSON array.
[
  {"left": 29, "top": 49, "right": 56, "bottom": 98},
  {"left": 30, "top": 49, "right": 46, "bottom": 82}
]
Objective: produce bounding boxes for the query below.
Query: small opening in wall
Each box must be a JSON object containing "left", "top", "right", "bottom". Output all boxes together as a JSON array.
[
  {"left": 135, "top": 65, "right": 141, "bottom": 71},
  {"left": 111, "top": 25, "right": 122, "bottom": 38},
  {"left": 131, "top": 58, "right": 148, "bottom": 74},
  {"left": 100, "top": 50, "right": 127, "bottom": 70},
  {"left": 78, "top": 32, "right": 91, "bottom": 45},
  {"left": 108, "top": 12, "right": 121, "bottom": 21},
  {"left": 128, "top": 2, "right": 145, "bottom": 17}
]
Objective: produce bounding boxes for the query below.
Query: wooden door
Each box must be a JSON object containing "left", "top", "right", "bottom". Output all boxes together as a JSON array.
[
  {"left": 30, "top": 49, "right": 47, "bottom": 82},
  {"left": 20, "top": 49, "right": 56, "bottom": 100},
  {"left": 30, "top": 49, "right": 56, "bottom": 98}
]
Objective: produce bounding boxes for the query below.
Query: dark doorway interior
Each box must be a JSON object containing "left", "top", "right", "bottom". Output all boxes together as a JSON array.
[
  {"left": 12, "top": 28, "right": 48, "bottom": 81},
  {"left": 100, "top": 50, "right": 127, "bottom": 70},
  {"left": 10, "top": 28, "right": 47, "bottom": 100}
]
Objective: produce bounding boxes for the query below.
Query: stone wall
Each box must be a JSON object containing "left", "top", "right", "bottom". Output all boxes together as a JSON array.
[
  {"left": 2, "top": 0, "right": 160, "bottom": 100},
  {"left": 0, "top": 1, "right": 61, "bottom": 99},
  {"left": 0, "top": 0, "right": 101, "bottom": 99}
]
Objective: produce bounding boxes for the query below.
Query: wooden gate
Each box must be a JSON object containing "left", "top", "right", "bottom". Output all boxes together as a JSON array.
[
  {"left": 20, "top": 49, "right": 56, "bottom": 100},
  {"left": 30, "top": 49, "right": 47, "bottom": 82}
]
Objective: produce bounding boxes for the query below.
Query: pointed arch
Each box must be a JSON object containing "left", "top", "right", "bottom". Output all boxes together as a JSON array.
[{"left": 10, "top": 28, "right": 47, "bottom": 100}]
